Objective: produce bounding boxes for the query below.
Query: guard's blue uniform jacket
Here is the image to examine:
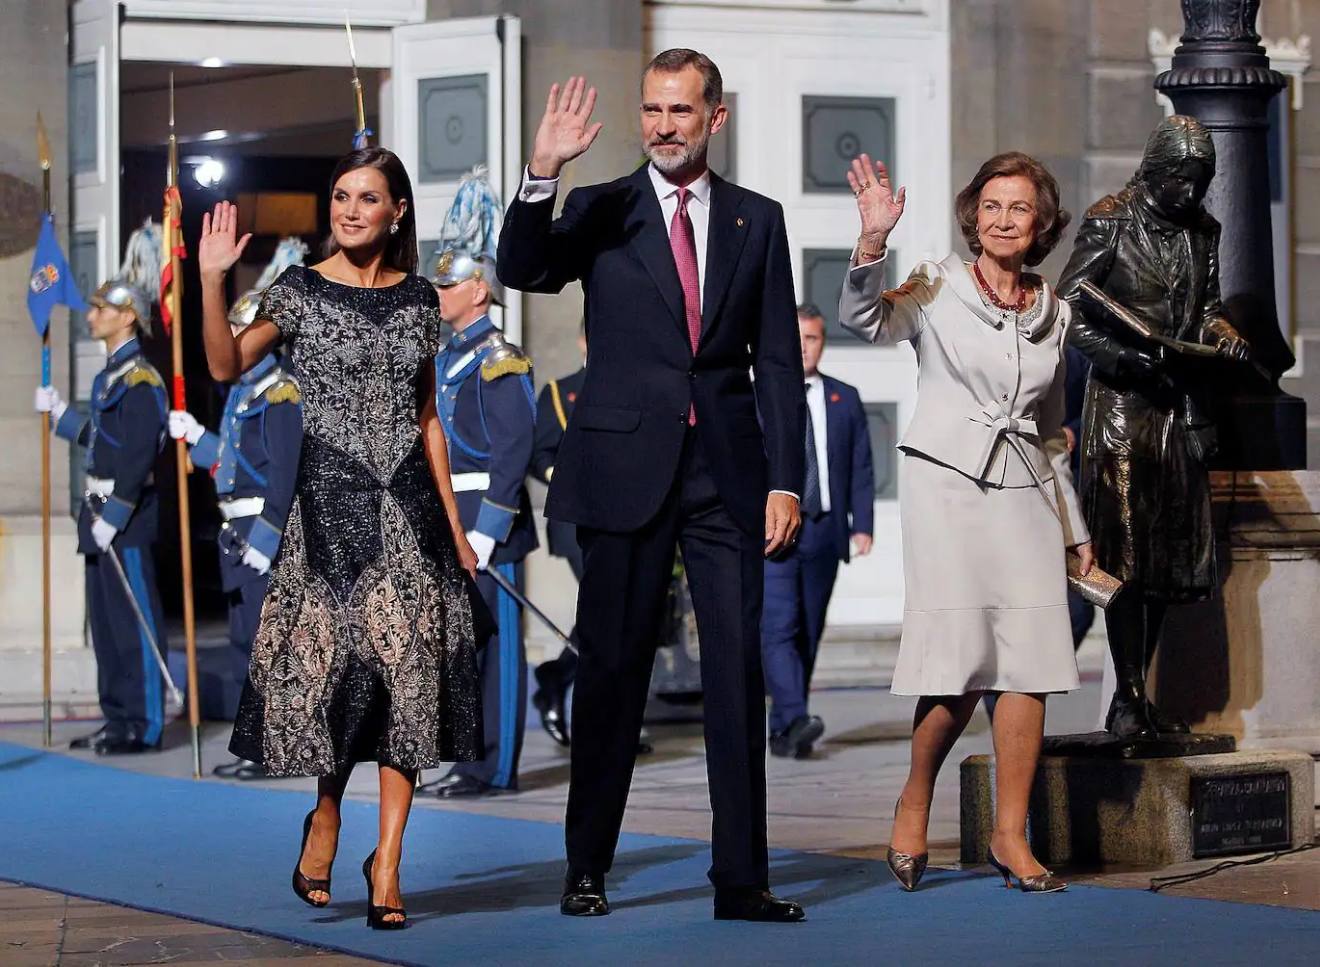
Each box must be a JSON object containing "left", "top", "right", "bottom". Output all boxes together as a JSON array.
[
  {"left": 434, "top": 314, "right": 537, "bottom": 790},
  {"left": 434, "top": 315, "right": 538, "bottom": 563},
  {"left": 188, "top": 353, "right": 302, "bottom": 592},
  {"left": 53, "top": 335, "right": 169, "bottom": 745},
  {"left": 55, "top": 337, "right": 168, "bottom": 553}
]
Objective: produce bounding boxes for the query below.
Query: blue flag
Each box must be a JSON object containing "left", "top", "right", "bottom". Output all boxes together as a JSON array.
[{"left": 27, "top": 212, "right": 87, "bottom": 339}]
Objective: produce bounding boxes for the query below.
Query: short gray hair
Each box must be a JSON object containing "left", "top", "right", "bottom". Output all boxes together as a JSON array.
[{"left": 643, "top": 48, "right": 723, "bottom": 108}]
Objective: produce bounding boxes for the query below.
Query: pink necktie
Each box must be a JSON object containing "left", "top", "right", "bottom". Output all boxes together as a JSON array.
[{"left": 670, "top": 187, "right": 701, "bottom": 425}]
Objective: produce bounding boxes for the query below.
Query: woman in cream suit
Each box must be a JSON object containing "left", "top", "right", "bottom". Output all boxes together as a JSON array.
[{"left": 840, "top": 152, "right": 1093, "bottom": 894}]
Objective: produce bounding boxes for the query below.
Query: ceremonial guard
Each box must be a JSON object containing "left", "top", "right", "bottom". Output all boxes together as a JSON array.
[
  {"left": 35, "top": 277, "right": 169, "bottom": 754},
  {"left": 528, "top": 329, "right": 586, "bottom": 747},
  {"left": 169, "top": 239, "right": 307, "bottom": 777},
  {"left": 420, "top": 172, "right": 538, "bottom": 798}
]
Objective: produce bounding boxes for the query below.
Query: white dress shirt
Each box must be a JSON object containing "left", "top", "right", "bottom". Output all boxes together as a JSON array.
[
  {"left": 520, "top": 164, "right": 711, "bottom": 307},
  {"left": 517, "top": 164, "right": 800, "bottom": 504},
  {"left": 804, "top": 373, "right": 832, "bottom": 514}
]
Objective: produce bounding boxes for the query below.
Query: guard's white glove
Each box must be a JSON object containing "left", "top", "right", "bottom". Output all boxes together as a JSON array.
[
  {"left": 467, "top": 530, "right": 496, "bottom": 571},
  {"left": 35, "top": 385, "right": 67, "bottom": 422},
  {"left": 91, "top": 518, "right": 118, "bottom": 553},
  {"left": 168, "top": 410, "right": 205, "bottom": 445},
  {"left": 241, "top": 546, "right": 272, "bottom": 576}
]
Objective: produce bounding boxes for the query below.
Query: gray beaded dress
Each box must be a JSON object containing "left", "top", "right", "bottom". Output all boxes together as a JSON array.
[{"left": 229, "top": 265, "right": 483, "bottom": 777}]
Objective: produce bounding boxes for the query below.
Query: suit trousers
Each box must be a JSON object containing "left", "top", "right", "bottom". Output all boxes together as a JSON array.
[
  {"left": 761, "top": 514, "right": 840, "bottom": 734},
  {"left": 567, "top": 431, "right": 769, "bottom": 889},
  {"left": 452, "top": 563, "right": 527, "bottom": 789},
  {"left": 85, "top": 548, "right": 167, "bottom": 746}
]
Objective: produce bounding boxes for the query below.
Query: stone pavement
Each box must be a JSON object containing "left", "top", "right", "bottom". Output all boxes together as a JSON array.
[{"left": 2, "top": 646, "right": 1316, "bottom": 965}]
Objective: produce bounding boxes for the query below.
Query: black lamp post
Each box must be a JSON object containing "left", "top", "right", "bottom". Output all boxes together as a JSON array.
[{"left": 1155, "top": 0, "right": 1306, "bottom": 469}]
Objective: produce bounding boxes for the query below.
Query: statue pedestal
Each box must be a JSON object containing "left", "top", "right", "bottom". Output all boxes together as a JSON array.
[
  {"left": 959, "top": 750, "right": 1313, "bottom": 866},
  {"left": 1153, "top": 470, "right": 1320, "bottom": 756}
]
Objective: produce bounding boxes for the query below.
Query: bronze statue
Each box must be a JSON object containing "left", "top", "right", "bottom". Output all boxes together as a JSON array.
[{"left": 1057, "top": 116, "right": 1252, "bottom": 740}]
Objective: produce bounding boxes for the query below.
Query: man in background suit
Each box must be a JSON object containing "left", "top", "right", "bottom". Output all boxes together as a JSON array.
[
  {"left": 763, "top": 305, "right": 874, "bottom": 759},
  {"left": 497, "top": 50, "right": 806, "bottom": 923}
]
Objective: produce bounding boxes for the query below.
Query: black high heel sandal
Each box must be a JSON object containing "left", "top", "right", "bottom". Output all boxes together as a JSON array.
[
  {"left": 362, "top": 849, "right": 407, "bottom": 930},
  {"left": 292, "top": 810, "right": 332, "bottom": 908}
]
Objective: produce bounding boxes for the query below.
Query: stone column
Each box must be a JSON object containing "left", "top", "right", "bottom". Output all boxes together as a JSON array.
[
  {"left": 0, "top": 2, "right": 91, "bottom": 718},
  {"left": 1155, "top": 0, "right": 1306, "bottom": 469}
]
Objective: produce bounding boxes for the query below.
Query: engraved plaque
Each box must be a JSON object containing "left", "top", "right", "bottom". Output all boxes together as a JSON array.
[{"left": 1191, "top": 772, "right": 1291, "bottom": 858}]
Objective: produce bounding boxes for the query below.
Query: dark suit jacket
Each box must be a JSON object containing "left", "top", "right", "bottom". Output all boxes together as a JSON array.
[
  {"left": 498, "top": 165, "right": 804, "bottom": 536},
  {"left": 817, "top": 374, "right": 875, "bottom": 563}
]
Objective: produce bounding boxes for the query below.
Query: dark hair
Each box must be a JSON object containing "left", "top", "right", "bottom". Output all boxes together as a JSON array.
[
  {"left": 643, "top": 48, "right": 723, "bottom": 108},
  {"left": 954, "top": 152, "right": 1070, "bottom": 267},
  {"left": 796, "top": 303, "right": 825, "bottom": 322},
  {"left": 326, "top": 147, "right": 419, "bottom": 274}
]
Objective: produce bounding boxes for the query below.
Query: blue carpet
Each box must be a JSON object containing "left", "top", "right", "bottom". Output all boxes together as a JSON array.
[{"left": 0, "top": 742, "right": 1315, "bottom": 966}]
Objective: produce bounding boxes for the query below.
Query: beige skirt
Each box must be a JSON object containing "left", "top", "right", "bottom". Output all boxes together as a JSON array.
[{"left": 892, "top": 450, "right": 1079, "bottom": 696}]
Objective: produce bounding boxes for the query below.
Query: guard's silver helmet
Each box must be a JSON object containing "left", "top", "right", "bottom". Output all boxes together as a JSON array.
[
  {"left": 91, "top": 279, "right": 152, "bottom": 336},
  {"left": 228, "top": 237, "right": 310, "bottom": 328},
  {"left": 430, "top": 248, "right": 506, "bottom": 307}
]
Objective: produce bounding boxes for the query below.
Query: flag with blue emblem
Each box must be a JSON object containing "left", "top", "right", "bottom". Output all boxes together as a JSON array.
[{"left": 27, "top": 213, "right": 87, "bottom": 339}]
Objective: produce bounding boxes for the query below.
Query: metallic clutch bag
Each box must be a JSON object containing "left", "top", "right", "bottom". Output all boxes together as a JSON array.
[{"left": 1066, "top": 550, "right": 1124, "bottom": 608}]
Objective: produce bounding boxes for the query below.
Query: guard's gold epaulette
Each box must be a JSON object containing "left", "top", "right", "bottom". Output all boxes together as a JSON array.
[
  {"left": 265, "top": 376, "right": 302, "bottom": 405},
  {"left": 123, "top": 362, "right": 164, "bottom": 389},
  {"left": 480, "top": 334, "right": 532, "bottom": 381}
]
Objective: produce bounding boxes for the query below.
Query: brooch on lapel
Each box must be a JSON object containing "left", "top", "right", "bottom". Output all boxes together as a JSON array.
[
  {"left": 736, "top": 217, "right": 745, "bottom": 227},
  {"left": 830, "top": 392, "right": 841, "bottom": 403}
]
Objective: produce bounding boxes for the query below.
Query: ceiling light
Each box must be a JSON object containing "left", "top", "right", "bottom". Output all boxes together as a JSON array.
[
  {"left": 198, "top": 129, "right": 229, "bottom": 142},
  {"left": 200, "top": 57, "right": 224, "bottom": 68},
  {"left": 193, "top": 157, "right": 226, "bottom": 188}
]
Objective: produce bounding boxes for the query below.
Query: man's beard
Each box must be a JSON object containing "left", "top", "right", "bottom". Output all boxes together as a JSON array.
[{"left": 645, "top": 130, "right": 709, "bottom": 174}]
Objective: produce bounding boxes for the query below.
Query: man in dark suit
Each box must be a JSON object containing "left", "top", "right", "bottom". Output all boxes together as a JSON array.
[
  {"left": 763, "top": 305, "right": 874, "bottom": 759},
  {"left": 1062, "top": 344, "right": 1095, "bottom": 648},
  {"left": 497, "top": 50, "right": 806, "bottom": 923}
]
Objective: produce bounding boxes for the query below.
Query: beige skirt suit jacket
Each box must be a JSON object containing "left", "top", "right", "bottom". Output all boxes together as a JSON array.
[{"left": 840, "top": 252, "right": 1089, "bottom": 695}]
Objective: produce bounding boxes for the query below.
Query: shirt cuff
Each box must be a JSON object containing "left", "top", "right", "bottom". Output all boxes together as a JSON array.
[
  {"left": 99, "top": 494, "right": 136, "bottom": 531},
  {"left": 475, "top": 497, "right": 517, "bottom": 542},
  {"left": 770, "top": 490, "right": 800, "bottom": 501},
  {"left": 246, "top": 517, "right": 284, "bottom": 560},
  {"left": 851, "top": 246, "right": 887, "bottom": 270},
  {"left": 518, "top": 166, "right": 559, "bottom": 204},
  {"left": 54, "top": 408, "right": 84, "bottom": 443},
  {"left": 191, "top": 430, "right": 221, "bottom": 471}
]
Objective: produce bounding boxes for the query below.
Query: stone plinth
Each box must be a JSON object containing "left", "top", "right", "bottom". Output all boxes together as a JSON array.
[
  {"left": 961, "top": 749, "right": 1314, "bottom": 866},
  {"left": 1154, "top": 471, "right": 1320, "bottom": 755},
  {"left": 0, "top": 513, "right": 93, "bottom": 719}
]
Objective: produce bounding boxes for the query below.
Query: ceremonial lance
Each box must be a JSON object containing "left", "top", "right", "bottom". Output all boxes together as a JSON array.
[
  {"left": 346, "top": 14, "right": 372, "bottom": 149},
  {"left": 162, "top": 74, "right": 204, "bottom": 778},
  {"left": 36, "top": 114, "right": 54, "bottom": 747}
]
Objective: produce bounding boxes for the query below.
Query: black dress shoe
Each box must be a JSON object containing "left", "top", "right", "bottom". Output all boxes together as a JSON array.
[
  {"left": 786, "top": 715, "right": 824, "bottom": 758},
  {"left": 94, "top": 734, "right": 156, "bottom": 756},
  {"left": 713, "top": 888, "right": 805, "bottom": 923},
  {"left": 560, "top": 869, "right": 609, "bottom": 917},
  {"left": 418, "top": 773, "right": 493, "bottom": 798},
  {"left": 769, "top": 732, "right": 794, "bottom": 758},
  {"left": 69, "top": 725, "right": 116, "bottom": 750},
  {"left": 212, "top": 757, "right": 259, "bottom": 778},
  {"left": 531, "top": 686, "right": 571, "bottom": 747}
]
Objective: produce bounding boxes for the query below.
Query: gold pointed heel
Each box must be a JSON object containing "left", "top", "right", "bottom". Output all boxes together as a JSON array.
[
  {"left": 987, "top": 849, "right": 1067, "bottom": 894},
  {"left": 887, "top": 797, "right": 929, "bottom": 892}
]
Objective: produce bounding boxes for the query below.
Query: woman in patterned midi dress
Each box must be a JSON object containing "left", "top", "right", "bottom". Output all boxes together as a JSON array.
[{"left": 198, "top": 147, "right": 483, "bottom": 928}]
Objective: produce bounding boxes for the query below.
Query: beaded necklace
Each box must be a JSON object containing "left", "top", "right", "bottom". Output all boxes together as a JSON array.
[{"left": 972, "top": 260, "right": 1028, "bottom": 313}]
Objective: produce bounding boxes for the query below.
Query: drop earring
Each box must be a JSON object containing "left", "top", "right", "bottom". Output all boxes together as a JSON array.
[{"left": 389, "top": 222, "right": 399, "bottom": 235}]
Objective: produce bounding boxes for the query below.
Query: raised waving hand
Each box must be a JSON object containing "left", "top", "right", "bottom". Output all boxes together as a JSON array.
[
  {"left": 529, "top": 76, "right": 604, "bottom": 180},
  {"left": 199, "top": 200, "right": 252, "bottom": 282},
  {"left": 847, "top": 154, "right": 906, "bottom": 260}
]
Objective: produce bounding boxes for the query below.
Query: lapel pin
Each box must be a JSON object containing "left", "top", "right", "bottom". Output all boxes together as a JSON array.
[{"left": 736, "top": 217, "right": 744, "bottom": 227}]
